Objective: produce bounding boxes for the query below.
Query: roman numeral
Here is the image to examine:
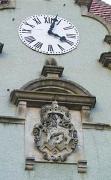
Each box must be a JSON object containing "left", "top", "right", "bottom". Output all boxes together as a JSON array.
[
  {"left": 66, "top": 34, "right": 76, "bottom": 38},
  {"left": 65, "top": 39, "right": 74, "bottom": 46},
  {"left": 57, "top": 44, "right": 65, "bottom": 51},
  {"left": 34, "top": 42, "right": 43, "bottom": 49},
  {"left": 24, "top": 21, "right": 35, "bottom": 28},
  {"left": 25, "top": 36, "right": 36, "bottom": 43},
  {"left": 56, "top": 19, "right": 62, "bottom": 25},
  {"left": 44, "top": 17, "right": 53, "bottom": 23},
  {"left": 22, "top": 29, "right": 31, "bottom": 33},
  {"left": 63, "top": 25, "right": 73, "bottom": 30},
  {"left": 48, "top": 45, "right": 54, "bottom": 52},
  {"left": 33, "top": 17, "right": 41, "bottom": 25}
]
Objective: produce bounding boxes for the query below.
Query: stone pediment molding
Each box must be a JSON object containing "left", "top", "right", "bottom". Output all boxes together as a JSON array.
[{"left": 10, "top": 64, "right": 96, "bottom": 110}]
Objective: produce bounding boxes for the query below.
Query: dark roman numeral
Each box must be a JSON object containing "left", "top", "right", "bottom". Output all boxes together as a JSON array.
[
  {"left": 25, "top": 36, "right": 36, "bottom": 44},
  {"left": 24, "top": 21, "right": 35, "bottom": 28},
  {"left": 33, "top": 17, "right": 41, "bottom": 25},
  {"left": 56, "top": 19, "right": 62, "bottom": 25},
  {"left": 63, "top": 25, "right": 73, "bottom": 30},
  {"left": 66, "top": 34, "right": 76, "bottom": 38},
  {"left": 44, "top": 17, "right": 53, "bottom": 24},
  {"left": 65, "top": 39, "right": 74, "bottom": 46},
  {"left": 48, "top": 45, "right": 54, "bottom": 52},
  {"left": 34, "top": 42, "right": 43, "bottom": 49},
  {"left": 57, "top": 44, "right": 65, "bottom": 51},
  {"left": 22, "top": 29, "right": 31, "bottom": 33}
]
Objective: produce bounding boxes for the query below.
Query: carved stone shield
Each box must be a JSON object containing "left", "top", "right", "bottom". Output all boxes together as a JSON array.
[{"left": 33, "top": 101, "right": 78, "bottom": 162}]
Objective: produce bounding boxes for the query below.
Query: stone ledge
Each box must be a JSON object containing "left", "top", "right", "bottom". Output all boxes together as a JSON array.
[
  {"left": 0, "top": 116, "right": 25, "bottom": 124},
  {"left": 10, "top": 90, "right": 96, "bottom": 110},
  {"left": 82, "top": 122, "right": 111, "bottom": 130}
]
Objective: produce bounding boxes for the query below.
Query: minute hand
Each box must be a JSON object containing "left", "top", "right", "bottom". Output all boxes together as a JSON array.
[{"left": 48, "top": 15, "right": 58, "bottom": 33}]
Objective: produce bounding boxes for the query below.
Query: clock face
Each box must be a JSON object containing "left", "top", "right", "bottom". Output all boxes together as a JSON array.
[{"left": 18, "top": 14, "right": 79, "bottom": 55}]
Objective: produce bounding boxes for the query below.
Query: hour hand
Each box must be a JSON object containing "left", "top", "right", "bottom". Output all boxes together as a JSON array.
[
  {"left": 48, "top": 32, "right": 68, "bottom": 42},
  {"left": 48, "top": 31, "right": 60, "bottom": 38}
]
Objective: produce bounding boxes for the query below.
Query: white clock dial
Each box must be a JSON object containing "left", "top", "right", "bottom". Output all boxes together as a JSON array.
[{"left": 18, "top": 14, "right": 79, "bottom": 55}]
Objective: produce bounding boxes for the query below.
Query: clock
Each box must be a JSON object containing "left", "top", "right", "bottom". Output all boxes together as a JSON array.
[{"left": 18, "top": 14, "right": 79, "bottom": 55}]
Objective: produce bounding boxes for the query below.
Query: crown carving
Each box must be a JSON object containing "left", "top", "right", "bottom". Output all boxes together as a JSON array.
[{"left": 40, "top": 101, "right": 71, "bottom": 123}]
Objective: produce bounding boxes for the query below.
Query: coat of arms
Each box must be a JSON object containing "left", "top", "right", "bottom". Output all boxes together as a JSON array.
[{"left": 33, "top": 101, "right": 78, "bottom": 162}]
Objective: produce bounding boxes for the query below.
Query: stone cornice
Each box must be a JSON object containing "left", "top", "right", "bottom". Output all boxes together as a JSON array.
[
  {"left": 10, "top": 90, "right": 96, "bottom": 110},
  {"left": 0, "top": 116, "right": 25, "bottom": 124},
  {"left": 82, "top": 122, "right": 111, "bottom": 130}
]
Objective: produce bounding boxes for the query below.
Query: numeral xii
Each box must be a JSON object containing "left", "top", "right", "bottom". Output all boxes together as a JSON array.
[{"left": 44, "top": 17, "right": 53, "bottom": 23}]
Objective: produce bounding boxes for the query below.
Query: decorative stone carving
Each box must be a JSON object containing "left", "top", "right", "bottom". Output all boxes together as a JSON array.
[
  {"left": 0, "top": 0, "right": 9, "bottom": 4},
  {"left": 99, "top": 52, "right": 111, "bottom": 69},
  {"left": 33, "top": 101, "right": 78, "bottom": 162},
  {"left": 0, "top": 0, "right": 15, "bottom": 9},
  {"left": 104, "top": 35, "right": 111, "bottom": 44}
]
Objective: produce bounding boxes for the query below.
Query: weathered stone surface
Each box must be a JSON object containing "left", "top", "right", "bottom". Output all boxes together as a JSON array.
[
  {"left": 99, "top": 52, "right": 111, "bottom": 68},
  {"left": 104, "top": 35, "right": 111, "bottom": 44},
  {"left": 0, "top": 0, "right": 15, "bottom": 9},
  {"left": 33, "top": 101, "right": 78, "bottom": 162},
  {"left": 10, "top": 90, "right": 96, "bottom": 110}
]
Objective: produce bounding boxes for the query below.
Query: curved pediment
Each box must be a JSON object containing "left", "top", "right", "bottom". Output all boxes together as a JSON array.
[
  {"left": 10, "top": 64, "right": 96, "bottom": 110},
  {"left": 21, "top": 78, "right": 92, "bottom": 96}
]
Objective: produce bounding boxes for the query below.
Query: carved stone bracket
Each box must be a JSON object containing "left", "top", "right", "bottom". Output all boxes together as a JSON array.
[
  {"left": 99, "top": 52, "right": 111, "bottom": 69},
  {"left": 0, "top": 0, "right": 15, "bottom": 9},
  {"left": 104, "top": 35, "right": 111, "bottom": 44}
]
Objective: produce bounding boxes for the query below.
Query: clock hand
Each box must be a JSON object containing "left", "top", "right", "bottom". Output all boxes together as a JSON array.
[
  {"left": 48, "top": 31, "right": 68, "bottom": 42},
  {"left": 48, "top": 15, "right": 58, "bottom": 34},
  {"left": 48, "top": 31, "right": 61, "bottom": 38}
]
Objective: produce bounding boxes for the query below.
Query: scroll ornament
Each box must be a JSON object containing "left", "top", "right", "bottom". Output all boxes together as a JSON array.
[{"left": 33, "top": 101, "right": 78, "bottom": 162}]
